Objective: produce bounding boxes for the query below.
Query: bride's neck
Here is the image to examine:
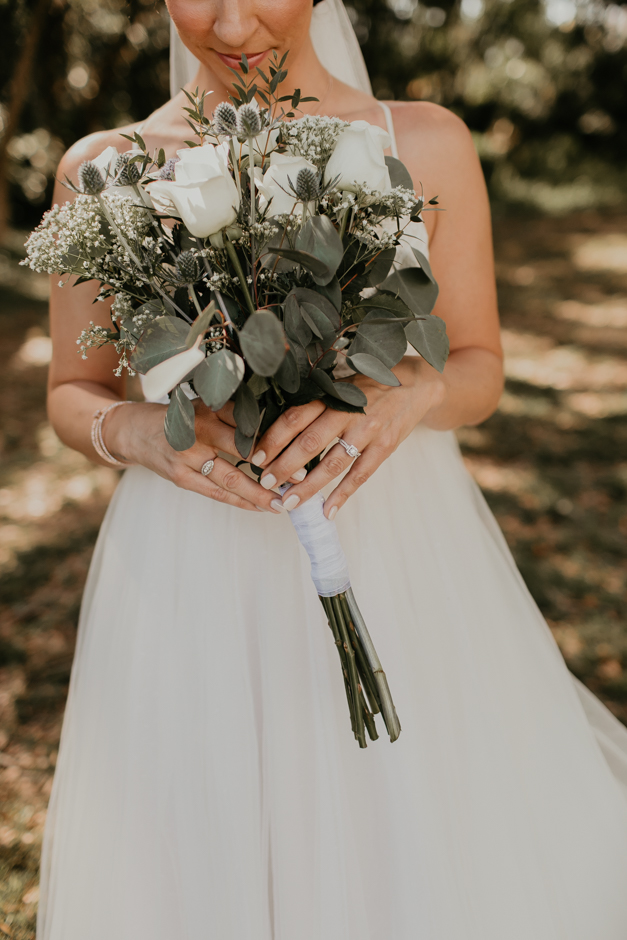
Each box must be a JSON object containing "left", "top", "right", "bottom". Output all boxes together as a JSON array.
[{"left": 191, "top": 38, "right": 331, "bottom": 115}]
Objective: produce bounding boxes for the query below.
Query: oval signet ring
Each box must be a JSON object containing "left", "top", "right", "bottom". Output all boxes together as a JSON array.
[{"left": 200, "top": 459, "right": 215, "bottom": 476}]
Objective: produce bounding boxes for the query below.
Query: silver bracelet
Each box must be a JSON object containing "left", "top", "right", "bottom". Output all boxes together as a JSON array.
[{"left": 91, "top": 400, "right": 134, "bottom": 468}]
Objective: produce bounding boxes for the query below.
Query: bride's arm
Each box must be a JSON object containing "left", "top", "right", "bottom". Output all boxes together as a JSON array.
[
  {"left": 47, "top": 136, "right": 287, "bottom": 514},
  {"left": 247, "top": 104, "right": 504, "bottom": 516}
]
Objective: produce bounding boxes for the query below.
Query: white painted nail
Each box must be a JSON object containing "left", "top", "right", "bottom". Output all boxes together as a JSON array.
[
  {"left": 251, "top": 450, "right": 266, "bottom": 466},
  {"left": 261, "top": 473, "right": 277, "bottom": 490},
  {"left": 255, "top": 505, "right": 268, "bottom": 512},
  {"left": 327, "top": 505, "right": 338, "bottom": 521},
  {"left": 270, "top": 499, "right": 284, "bottom": 513},
  {"left": 291, "top": 468, "right": 307, "bottom": 482},
  {"left": 283, "top": 493, "right": 300, "bottom": 511}
]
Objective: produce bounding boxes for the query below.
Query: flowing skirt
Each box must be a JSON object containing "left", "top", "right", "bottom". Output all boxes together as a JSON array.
[{"left": 38, "top": 426, "right": 627, "bottom": 940}]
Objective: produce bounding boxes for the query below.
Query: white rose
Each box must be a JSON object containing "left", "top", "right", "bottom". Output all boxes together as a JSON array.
[
  {"left": 324, "top": 121, "right": 392, "bottom": 194},
  {"left": 261, "top": 152, "right": 317, "bottom": 217},
  {"left": 146, "top": 143, "right": 239, "bottom": 238}
]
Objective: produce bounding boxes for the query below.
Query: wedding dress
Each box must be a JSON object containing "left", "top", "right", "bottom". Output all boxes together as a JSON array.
[{"left": 37, "top": 3, "right": 627, "bottom": 938}]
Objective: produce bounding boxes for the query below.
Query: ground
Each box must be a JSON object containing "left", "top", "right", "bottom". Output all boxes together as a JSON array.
[{"left": 0, "top": 211, "right": 626, "bottom": 937}]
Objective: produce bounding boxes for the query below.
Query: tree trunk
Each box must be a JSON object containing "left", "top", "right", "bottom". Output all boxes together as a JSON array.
[{"left": 0, "top": 0, "right": 51, "bottom": 244}]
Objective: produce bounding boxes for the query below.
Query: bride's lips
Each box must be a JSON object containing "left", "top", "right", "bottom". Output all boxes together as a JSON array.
[{"left": 215, "top": 50, "right": 272, "bottom": 70}]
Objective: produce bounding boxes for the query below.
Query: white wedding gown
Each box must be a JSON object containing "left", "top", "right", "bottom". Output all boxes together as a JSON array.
[{"left": 37, "top": 119, "right": 627, "bottom": 939}]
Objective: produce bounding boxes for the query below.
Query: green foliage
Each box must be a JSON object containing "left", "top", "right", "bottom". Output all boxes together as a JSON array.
[
  {"left": 350, "top": 0, "right": 627, "bottom": 210},
  {"left": 164, "top": 385, "right": 195, "bottom": 451}
]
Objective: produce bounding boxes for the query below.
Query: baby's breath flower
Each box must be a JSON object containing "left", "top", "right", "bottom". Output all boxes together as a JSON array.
[{"left": 285, "top": 115, "right": 349, "bottom": 169}]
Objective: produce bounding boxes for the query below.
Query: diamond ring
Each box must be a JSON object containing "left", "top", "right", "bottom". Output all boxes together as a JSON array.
[
  {"left": 338, "top": 438, "right": 361, "bottom": 459},
  {"left": 200, "top": 459, "right": 215, "bottom": 476}
]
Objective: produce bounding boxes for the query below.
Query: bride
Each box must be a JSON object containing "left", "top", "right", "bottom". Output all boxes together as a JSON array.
[{"left": 38, "top": 1, "right": 627, "bottom": 937}]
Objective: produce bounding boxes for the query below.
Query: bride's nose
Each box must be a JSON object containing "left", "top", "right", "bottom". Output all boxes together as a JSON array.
[{"left": 211, "top": 0, "right": 260, "bottom": 49}]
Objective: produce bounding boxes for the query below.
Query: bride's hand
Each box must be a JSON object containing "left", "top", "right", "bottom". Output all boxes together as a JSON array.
[
  {"left": 106, "top": 399, "right": 291, "bottom": 513},
  {"left": 251, "top": 357, "right": 446, "bottom": 518}
]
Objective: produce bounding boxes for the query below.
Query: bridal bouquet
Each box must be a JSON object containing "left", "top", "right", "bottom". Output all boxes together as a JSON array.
[{"left": 24, "top": 53, "right": 448, "bottom": 748}]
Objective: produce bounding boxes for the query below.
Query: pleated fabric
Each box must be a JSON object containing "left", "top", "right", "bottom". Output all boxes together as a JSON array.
[{"left": 38, "top": 427, "right": 627, "bottom": 940}]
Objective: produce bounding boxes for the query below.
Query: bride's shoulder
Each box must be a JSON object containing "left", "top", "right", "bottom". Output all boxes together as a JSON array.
[
  {"left": 386, "top": 100, "right": 480, "bottom": 187},
  {"left": 388, "top": 100, "right": 473, "bottom": 153},
  {"left": 54, "top": 121, "right": 143, "bottom": 192}
]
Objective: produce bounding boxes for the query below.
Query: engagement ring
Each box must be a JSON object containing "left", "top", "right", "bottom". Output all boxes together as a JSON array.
[
  {"left": 200, "top": 460, "right": 215, "bottom": 476},
  {"left": 338, "top": 439, "right": 361, "bottom": 459}
]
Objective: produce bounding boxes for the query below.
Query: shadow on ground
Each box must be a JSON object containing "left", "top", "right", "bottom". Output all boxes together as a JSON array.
[{"left": 0, "top": 210, "right": 626, "bottom": 936}]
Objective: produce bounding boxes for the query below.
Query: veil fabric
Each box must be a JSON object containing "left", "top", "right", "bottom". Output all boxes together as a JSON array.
[{"left": 169, "top": 0, "right": 372, "bottom": 100}]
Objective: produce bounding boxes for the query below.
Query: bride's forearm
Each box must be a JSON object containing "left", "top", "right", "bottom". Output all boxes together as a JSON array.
[
  {"left": 420, "top": 346, "right": 504, "bottom": 431},
  {"left": 47, "top": 380, "right": 129, "bottom": 465}
]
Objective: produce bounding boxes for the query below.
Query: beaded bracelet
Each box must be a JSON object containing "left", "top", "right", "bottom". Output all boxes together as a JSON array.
[{"left": 91, "top": 400, "right": 134, "bottom": 468}]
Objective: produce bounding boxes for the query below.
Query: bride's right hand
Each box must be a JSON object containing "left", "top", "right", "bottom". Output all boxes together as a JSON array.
[{"left": 105, "top": 399, "right": 288, "bottom": 513}]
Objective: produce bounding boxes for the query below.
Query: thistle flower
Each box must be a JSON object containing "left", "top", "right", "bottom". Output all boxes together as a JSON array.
[
  {"left": 175, "top": 250, "right": 200, "bottom": 284},
  {"left": 78, "top": 161, "right": 106, "bottom": 195},
  {"left": 159, "top": 157, "right": 179, "bottom": 181},
  {"left": 114, "top": 153, "right": 140, "bottom": 186},
  {"left": 214, "top": 101, "right": 238, "bottom": 136},
  {"left": 236, "top": 102, "right": 262, "bottom": 139},
  {"left": 294, "top": 167, "right": 320, "bottom": 202}
]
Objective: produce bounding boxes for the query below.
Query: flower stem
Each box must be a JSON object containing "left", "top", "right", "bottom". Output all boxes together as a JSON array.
[
  {"left": 225, "top": 239, "right": 255, "bottom": 318},
  {"left": 248, "top": 136, "right": 258, "bottom": 305}
]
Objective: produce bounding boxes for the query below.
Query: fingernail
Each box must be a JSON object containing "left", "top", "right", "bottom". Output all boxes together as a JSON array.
[
  {"left": 255, "top": 505, "right": 268, "bottom": 512},
  {"left": 251, "top": 450, "right": 266, "bottom": 466},
  {"left": 261, "top": 473, "right": 277, "bottom": 490},
  {"left": 283, "top": 493, "right": 300, "bottom": 511},
  {"left": 292, "top": 467, "right": 307, "bottom": 482},
  {"left": 270, "top": 499, "right": 284, "bottom": 513},
  {"left": 327, "top": 505, "right": 338, "bottom": 521}
]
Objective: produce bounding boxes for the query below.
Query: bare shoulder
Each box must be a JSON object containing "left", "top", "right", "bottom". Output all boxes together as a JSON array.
[
  {"left": 389, "top": 101, "right": 475, "bottom": 163},
  {"left": 55, "top": 122, "right": 141, "bottom": 187}
]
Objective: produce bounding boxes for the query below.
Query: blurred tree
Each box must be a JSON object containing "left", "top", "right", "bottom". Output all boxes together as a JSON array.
[
  {"left": 350, "top": 0, "right": 627, "bottom": 211},
  {"left": 0, "top": 0, "right": 625, "bottom": 233}
]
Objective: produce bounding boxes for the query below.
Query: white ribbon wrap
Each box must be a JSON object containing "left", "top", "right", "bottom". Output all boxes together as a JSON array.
[{"left": 281, "top": 486, "right": 351, "bottom": 597}]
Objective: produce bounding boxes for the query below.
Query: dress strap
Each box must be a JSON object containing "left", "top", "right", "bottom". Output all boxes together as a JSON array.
[{"left": 378, "top": 101, "right": 399, "bottom": 159}]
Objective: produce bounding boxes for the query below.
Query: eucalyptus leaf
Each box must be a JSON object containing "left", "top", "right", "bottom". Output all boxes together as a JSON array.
[
  {"left": 234, "top": 381, "right": 261, "bottom": 437},
  {"left": 321, "top": 395, "right": 365, "bottom": 415},
  {"left": 247, "top": 373, "right": 269, "bottom": 398},
  {"left": 185, "top": 301, "right": 217, "bottom": 349},
  {"left": 405, "top": 316, "right": 450, "bottom": 373},
  {"left": 382, "top": 262, "right": 439, "bottom": 318},
  {"left": 311, "top": 370, "right": 367, "bottom": 407},
  {"left": 131, "top": 316, "right": 190, "bottom": 374},
  {"left": 291, "top": 287, "right": 340, "bottom": 329},
  {"left": 164, "top": 386, "right": 196, "bottom": 451},
  {"left": 239, "top": 310, "right": 287, "bottom": 376},
  {"left": 300, "top": 302, "right": 331, "bottom": 340},
  {"left": 366, "top": 247, "right": 396, "bottom": 288},
  {"left": 355, "top": 291, "right": 414, "bottom": 319},
  {"left": 348, "top": 352, "right": 401, "bottom": 386},
  {"left": 412, "top": 248, "right": 437, "bottom": 288},
  {"left": 350, "top": 310, "right": 407, "bottom": 367},
  {"left": 193, "top": 349, "right": 245, "bottom": 410},
  {"left": 290, "top": 340, "right": 311, "bottom": 378},
  {"left": 385, "top": 155, "right": 414, "bottom": 191},
  {"left": 296, "top": 215, "right": 343, "bottom": 283},
  {"left": 265, "top": 246, "right": 329, "bottom": 281},
  {"left": 275, "top": 348, "right": 300, "bottom": 393},
  {"left": 316, "top": 277, "right": 342, "bottom": 312},
  {"left": 284, "top": 293, "right": 312, "bottom": 346},
  {"left": 235, "top": 426, "right": 254, "bottom": 459}
]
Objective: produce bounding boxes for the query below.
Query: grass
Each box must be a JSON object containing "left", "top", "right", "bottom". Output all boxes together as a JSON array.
[{"left": 0, "top": 209, "right": 626, "bottom": 935}]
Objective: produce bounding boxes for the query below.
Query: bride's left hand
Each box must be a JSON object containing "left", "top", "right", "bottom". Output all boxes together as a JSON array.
[{"left": 251, "top": 357, "right": 446, "bottom": 519}]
